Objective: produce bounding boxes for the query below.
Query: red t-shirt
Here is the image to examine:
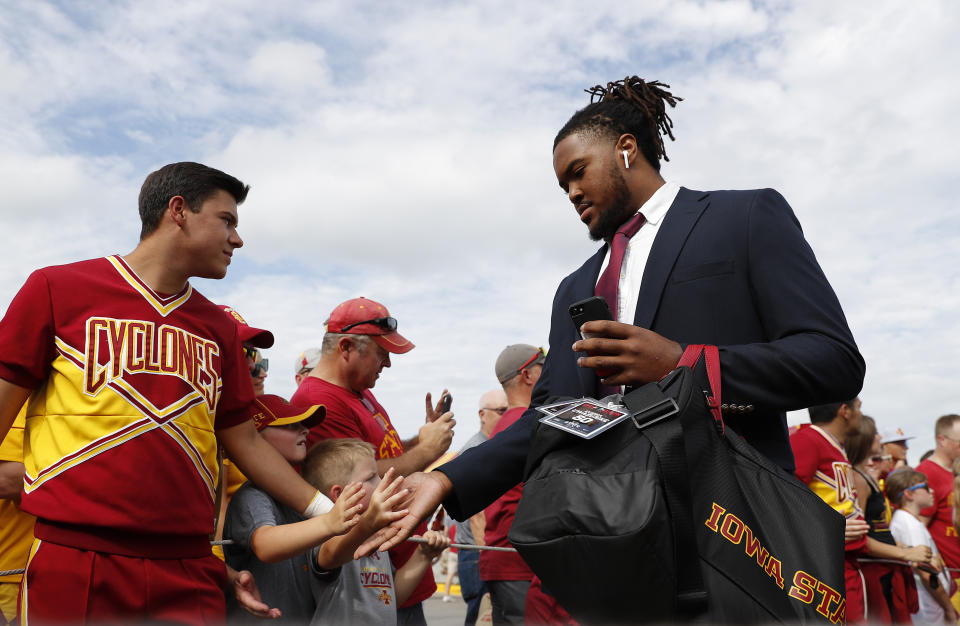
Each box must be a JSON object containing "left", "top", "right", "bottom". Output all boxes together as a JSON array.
[
  {"left": 0, "top": 256, "right": 253, "bottom": 556},
  {"left": 479, "top": 407, "right": 534, "bottom": 582},
  {"left": 916, "top": 459, "right": 960, "bottom": 570},
  {"left": 293, "top": 377, "right": 403, "bottom": 457},
  {"left": 291, "top": 376, "right": 435, "bottom": 606}
]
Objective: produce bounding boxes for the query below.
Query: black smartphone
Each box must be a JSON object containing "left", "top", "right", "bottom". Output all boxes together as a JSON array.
[
  {"left": 569, "top": 296, "right": 612, "bottom": 340},
  {"left": 439, "top": 392, "right": 453, "bottom": 413}
]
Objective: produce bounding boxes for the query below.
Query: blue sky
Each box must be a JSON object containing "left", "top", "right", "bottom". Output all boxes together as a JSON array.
[{"left": 1, "top": 0, "right": 958, "bottom": 460}]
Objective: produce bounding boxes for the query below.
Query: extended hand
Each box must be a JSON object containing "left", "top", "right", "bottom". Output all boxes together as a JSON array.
[
  {"left": 328, "top": 481, "right": 365, "bottom": 535},
  {"left": 230, "top": 568, "right": 281, "bottom": 619},
  {"left": 364, "top": 467, "right": 410, "bottom": 529},
  {"left": 573, "top": 320, "right": 683, "bottom": 386},
  {"left": 354, "top": 471, "right": 452, "bottom": 559}
]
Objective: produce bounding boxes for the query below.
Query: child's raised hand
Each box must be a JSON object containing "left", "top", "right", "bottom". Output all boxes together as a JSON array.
[
  {"left": 363, "top": 467, "right": 410, "bottom": 530},
  {"left": 328, "top": 481, "right": 365, "bottom": 535},
  {"left": 415, "top": 529, "right": 450, "bottom": 562}
]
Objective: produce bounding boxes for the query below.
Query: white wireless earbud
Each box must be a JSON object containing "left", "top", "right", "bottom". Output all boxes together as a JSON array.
[{"left": 622, "top": 150, "right": 630, "bottom": 169}]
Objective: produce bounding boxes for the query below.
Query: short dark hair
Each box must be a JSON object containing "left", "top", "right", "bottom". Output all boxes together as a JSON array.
[
  {"left": 554, "top": 76, "right": 682, "bottom": 171},
  {"left": 807, "top": 399, "right": 857, "bottom": 424},
  {"left": 138, "top": 162, "right": 250, "bottom": 239}
]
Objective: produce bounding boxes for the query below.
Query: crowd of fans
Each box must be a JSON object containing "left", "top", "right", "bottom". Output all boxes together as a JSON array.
[
  {"left": 791, "top": 402, "right": 960, "bottom": 624},
  {"left": 0, "top": 73, "right": 943, "bottom": 626}
]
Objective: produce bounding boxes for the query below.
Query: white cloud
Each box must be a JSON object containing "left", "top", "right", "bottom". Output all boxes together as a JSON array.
[{"left": 247, "top": 41, "right": 331, "bottom": 93}]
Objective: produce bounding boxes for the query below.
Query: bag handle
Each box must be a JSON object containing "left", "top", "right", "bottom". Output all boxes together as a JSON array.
[{"left": 677, "top": 344, "right": 723, "bottom": 431}]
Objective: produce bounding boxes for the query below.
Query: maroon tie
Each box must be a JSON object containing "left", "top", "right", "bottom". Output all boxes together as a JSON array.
[
  {"left": 592, "top": 212, "right": 645, "bottom": 398},
  {"left": 594, "top": 212, "right": 646, "bottom": 316}
]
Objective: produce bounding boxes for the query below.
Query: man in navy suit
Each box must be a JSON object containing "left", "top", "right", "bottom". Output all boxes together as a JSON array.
[{"left": 361, "top": 76, "right": 865, "bottom": 555}]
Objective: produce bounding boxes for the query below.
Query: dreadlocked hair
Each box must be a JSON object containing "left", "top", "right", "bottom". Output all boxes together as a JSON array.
[{"left": 554, "top": 76, "right": 682, "bottom": 171}]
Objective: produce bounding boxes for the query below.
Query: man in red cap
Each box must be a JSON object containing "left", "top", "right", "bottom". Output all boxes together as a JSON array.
[{"left": 291, "top": 296, "right": 454, "bottom": 625}]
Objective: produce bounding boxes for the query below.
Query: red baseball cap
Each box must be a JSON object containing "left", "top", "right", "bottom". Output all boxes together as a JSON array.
[
  {"left": 219, "top": 305, "right": 275, "bottom": 349},
  {"left": 326, "top": 297, "right": 414, "bottom": 354},
  {"left": 251, "top": 394, "right": 325, "bottom": 431}
]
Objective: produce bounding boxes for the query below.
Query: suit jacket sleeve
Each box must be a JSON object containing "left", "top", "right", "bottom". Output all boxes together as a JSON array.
[
  {"left": 713, "top": 189, "right": 864, "bottom": 411},
  {"left": 437, "top": 281, "right": 572, "bottom": 521}
]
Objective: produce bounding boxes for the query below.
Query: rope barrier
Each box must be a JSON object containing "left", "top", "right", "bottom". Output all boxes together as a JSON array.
[
  {"left": 859, "top": 557, "right": 943, "bottom": 575},
  {"left": 0, "top": 535, "right": 513, "bottom": 578},
  {"left": 405, "top": 537, "right": 518, "bottom": 552}
]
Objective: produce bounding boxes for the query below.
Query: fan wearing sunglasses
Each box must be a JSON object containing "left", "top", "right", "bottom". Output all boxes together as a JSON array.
[
  {"left": 290, "top": 296, "right": 455, "bottom": 622},
  {"left": 220, "top": 305, "right": 274, "bottom": 397},
  {"left": 216, "top": 306, "right": 278, "bottom": 557},
  {"left": 845, "top": 415, "right": 933, "bottom": 622},
  {"left": 887, "top": 470, "right": 956, "bottom": 624}
]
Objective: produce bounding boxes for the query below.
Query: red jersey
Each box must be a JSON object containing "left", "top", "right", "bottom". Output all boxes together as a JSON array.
[
  {"left": 916, "top": 459, "right": 960, "bottom": 570},
  {"left": 291, "top": 375, "right": 435, "bottom": 606},
  {"left": 790, "top": 424, "right": 866, "bottom": 552},
  {"left": 0, "top": 257, "right": 253, "bottom": 556},
  {"left": 479, "top": 407, "right": 534, "bottom": 582}
]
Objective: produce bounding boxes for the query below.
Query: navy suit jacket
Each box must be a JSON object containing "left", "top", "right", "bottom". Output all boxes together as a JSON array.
[{"left": 440, "top": 187, "right": 864, "bottom": 520}]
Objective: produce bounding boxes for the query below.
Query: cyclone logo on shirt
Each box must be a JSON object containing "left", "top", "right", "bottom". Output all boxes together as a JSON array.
[
  {"left": 82, "top": 317, "right": 221, "bottom": 412},
  {"left": 832, "top": 462, "right": 856, "bottom": 510}
]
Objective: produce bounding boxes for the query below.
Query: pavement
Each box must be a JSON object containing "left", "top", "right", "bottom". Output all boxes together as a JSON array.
[
  {"left": 423, "top": 591, "right": 468, "bottom": 625},
  {"left": 424, "top": 559, "right": 470, "bottom": 625}
]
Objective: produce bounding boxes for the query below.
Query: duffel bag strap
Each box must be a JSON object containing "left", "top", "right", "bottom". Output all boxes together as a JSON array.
[
  {"left": 677, "top": 344, "right": 723, "bottom": 431},
  {"left": 624, "top": 384, "right": 708, "bottom": 617}
]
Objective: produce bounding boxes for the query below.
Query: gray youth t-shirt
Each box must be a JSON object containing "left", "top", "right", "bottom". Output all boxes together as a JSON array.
[
  {"left": 224, "top": 482, "right": 316, "bottom": 623},
  {"left": 310, "top": 550, "right": 398, "bottom": 625}
]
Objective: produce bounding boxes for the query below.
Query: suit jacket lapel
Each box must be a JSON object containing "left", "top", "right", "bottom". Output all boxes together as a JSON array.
[
  {"left": 574, "top": 246, "right": 607, "bottom": 397},
  {"left": 633, "top": 188, "right": 710, "bottom": 329}
]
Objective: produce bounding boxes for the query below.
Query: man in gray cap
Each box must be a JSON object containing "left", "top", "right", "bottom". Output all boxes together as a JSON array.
[{"left": 480, "top": 345, "right": 545, "bottom": 625}]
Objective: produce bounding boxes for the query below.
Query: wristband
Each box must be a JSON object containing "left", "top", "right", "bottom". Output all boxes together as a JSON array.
[{"left": 303, "top": 491, "right": 334, "bottom": 517}]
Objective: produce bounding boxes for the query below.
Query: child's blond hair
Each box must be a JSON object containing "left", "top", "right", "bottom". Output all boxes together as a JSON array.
[{"left": 303, "top": 438, "right": 376, "bottom": 496}]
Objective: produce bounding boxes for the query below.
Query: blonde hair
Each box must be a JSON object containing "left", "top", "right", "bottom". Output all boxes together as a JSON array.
[{"left": 303, "top": 438, "right": 376, "bottom": 496}]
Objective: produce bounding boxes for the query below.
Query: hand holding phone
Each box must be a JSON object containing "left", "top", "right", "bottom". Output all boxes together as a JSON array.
[
  {"left": 569, "top": 296, "right": 615, "bottom": 378},
  {"left": 439, "top": 392, "right": 453, "bottom": 414}
]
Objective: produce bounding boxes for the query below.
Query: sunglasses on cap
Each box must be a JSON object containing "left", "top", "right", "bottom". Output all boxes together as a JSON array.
[
  {"left": 340, "top": 316, "right": 398, "bottom": 333},
  {"left": 517, "top": 347, "right": 547, "bottom": 373}
]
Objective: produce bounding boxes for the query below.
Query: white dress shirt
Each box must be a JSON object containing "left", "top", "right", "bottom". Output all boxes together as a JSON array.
[{"left": 597, "top": 180, "right": 681, "bottom": 323}]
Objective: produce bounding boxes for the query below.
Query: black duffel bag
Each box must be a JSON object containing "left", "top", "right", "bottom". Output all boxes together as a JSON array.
[{"left": 508, "top": 345, "right": 846, "bottom": 624}]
